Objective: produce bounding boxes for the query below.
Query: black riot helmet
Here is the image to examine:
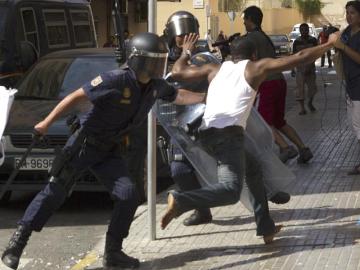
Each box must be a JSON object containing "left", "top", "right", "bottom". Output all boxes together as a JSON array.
[
  {"left": 164, "top": 11, "right": 199, "bottom": 42},
  {"left": 127, "top": 32, "right": 169, "bottom": 79}
]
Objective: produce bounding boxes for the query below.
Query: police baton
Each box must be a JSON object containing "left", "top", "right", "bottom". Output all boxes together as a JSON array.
[{"left": 0, "top": 130, "right": 42, "bottom": 199}]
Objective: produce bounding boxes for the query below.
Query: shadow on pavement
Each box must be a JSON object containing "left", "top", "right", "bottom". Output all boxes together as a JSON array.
[{"left": 137, "top": 222, "right": 359, "bottom": 270}]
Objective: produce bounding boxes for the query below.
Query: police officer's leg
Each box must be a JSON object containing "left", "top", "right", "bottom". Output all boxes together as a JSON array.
[
  {"left": 125, "top": 120, "right": 147, "bottom": 203},
  {"left": 90, "top": 156, "right": 140, "bottom": 269},
  {"left": 171, "top": 147, "right": 212, "bottom": 226},
  {"left": 1, "top": 181, "right": 69, "bottom": 270},
  {"left": 2, "top": 136, "right": 98, "bottom": 270}
]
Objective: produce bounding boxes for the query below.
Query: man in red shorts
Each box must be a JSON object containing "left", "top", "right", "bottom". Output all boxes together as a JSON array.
[{"left": 243, "top": 6, "right": 313, "bottom": 164}]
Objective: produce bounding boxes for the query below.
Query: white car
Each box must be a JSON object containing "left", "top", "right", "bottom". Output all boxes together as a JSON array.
[{"left": 289, "top": 31, "right": 301, "bottom": 43}]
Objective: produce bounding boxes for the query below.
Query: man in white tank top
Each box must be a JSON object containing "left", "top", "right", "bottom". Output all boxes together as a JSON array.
[{"left": 161, "top": 32, "right": 340, "bottom": 244}]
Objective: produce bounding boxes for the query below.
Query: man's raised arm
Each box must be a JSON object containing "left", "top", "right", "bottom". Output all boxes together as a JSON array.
[
  {"left": 171, "top": 33, "right": 219, "bottom": 83},
  {"left": 258, "top": 32, "right": 340, "bottom": 81}
]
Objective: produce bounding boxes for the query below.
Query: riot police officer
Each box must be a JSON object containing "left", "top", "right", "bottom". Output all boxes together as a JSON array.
[
  {"left": 1, "top": 32, "right": 187, "bottom": 270},
  {"left": 163, "top": 11, "right": 213, "bottom": 226}
]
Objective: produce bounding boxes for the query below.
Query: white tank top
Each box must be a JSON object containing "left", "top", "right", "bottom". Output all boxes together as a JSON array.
[{"left": 200, "top": 60, "right": 256, "bottom": 130}]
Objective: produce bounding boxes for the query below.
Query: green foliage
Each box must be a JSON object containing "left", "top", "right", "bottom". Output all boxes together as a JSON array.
[
  {"left": 295, "top": 0, "right": 324, "bottom": 17},
  {"left": 282, "top": 0, "right": 293, "bottom": 8},
  {"left": 218, "top": 0, "right": 246, "bottom": 12}
]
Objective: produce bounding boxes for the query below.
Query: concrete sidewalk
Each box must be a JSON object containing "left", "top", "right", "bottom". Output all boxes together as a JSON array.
[{"left": 87, "top": 66, "right": 360, "bottom": 270}]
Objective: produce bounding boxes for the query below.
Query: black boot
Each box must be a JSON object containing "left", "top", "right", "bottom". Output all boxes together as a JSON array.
[
  {"left": 183, "top": 209, "right": 212, "bottom": 226},
  {"left": 103, "top": 235, "right": 140, "bottom": 269},
  {"left": 1, "top": 225, "right": 32, "bottom": 270}
]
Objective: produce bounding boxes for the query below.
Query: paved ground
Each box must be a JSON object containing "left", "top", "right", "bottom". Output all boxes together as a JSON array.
[
  {"left": 83, "top": 66, "right": 360, "bottom": 269},
  {"left": 2, "top": 64, "right": 360, "bottom": 270}
]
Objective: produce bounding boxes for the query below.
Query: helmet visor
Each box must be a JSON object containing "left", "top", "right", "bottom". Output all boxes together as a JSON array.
[
  {"left": 130, "top": 54, "right": 168, "bottom": 79},
  {"left": 167, "top": 16, "right": 199, "bottom": 38}
]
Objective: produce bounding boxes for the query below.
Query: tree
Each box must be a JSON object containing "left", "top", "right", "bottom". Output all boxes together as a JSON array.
[
  {"left": 295, "top": 0, "right": 324, "bottom": 21},
  {"left": 281, "top": 0, "right": 293, "bottom": 8},
  {"left": 218, "top": 0, "right": 247, "bottom": 12}
]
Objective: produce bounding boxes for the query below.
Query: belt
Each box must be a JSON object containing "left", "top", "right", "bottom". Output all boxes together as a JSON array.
[{"left": 85, "top": 135, "right": 117, "bottom": 152}]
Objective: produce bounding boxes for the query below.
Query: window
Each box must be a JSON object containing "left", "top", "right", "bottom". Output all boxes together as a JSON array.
[
  {"left": 61, "top": 57, "right": 119, "bottom": 97},
  {"left": 0, "top": 6, "right": 8, "bottom": 36},
  {"left": 20, "top": 8, "right": 39, "bottom": 52},
  {"left": 134, "top": 1, "right": 147, "bottom": 23},
  {"left": 18, "top": 58, "right": 71, "bottom": 98},
  {"left": 118, "top": 0, "right": 128, "bottom": 14},
  {"left": 43, "top": 9, "right": 70, "bottom": 48},
  {"left": 70, "top": 10, "right": 93, "bottom": 46}
]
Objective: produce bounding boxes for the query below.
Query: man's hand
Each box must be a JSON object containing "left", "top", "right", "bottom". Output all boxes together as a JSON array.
[
  {"left": 182, "top": 33, "right": 199, "bottom": 55},
  {"left": 328, "top": 32, "right": 342, "bottom": 48},
  {"left": 34, "top": 120, "right": 50, "bottom": 135}
]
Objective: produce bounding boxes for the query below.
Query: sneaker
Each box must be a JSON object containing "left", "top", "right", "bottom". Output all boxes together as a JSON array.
[
  {"left": 279, "top": 146, "right": 298, "bottom": 163},
  {"left": 297, "top": 147, "right": 313, "bottom": 164},
  {"left": 183, "top": 209, "right": 212, "bottom": 226}
]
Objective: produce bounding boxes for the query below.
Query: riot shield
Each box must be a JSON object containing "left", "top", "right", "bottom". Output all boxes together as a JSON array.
[{"left": 156, "top": 52, "right": 296, "bottom": 212}]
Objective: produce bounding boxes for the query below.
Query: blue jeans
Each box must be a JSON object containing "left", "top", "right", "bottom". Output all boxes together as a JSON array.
[{"left": 171, "top": 125, "right": 275, "bottom": 236}]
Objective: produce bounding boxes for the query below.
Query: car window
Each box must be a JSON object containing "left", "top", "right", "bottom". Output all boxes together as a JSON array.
[
  {"left": 17, "top": 58, "right": 72, "bottom": 98},
  {"left": 0, "top": 41, "right": 4, "bottom": 63},
  {"left": 289, "top": 32, "right": 300, "bottom": 39},
  {"left": 60, "top": 57, "right": 119, "bottom": 98},
  {"left": 0, "top": 6, "right": 7, "bottom": 29},
  {"left": 270, "top": 36, "right": 288, "bottom": 42},
  {"left": 70, "top": 10, "right": 93, "bottom": 46}
]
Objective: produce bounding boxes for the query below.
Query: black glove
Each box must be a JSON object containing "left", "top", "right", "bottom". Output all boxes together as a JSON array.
[
  {"left": 152, "top": 78, "right": 177, "bottom": 102},
  {"left": 152, "top": 78, "right": 174, "bottom": 91}
]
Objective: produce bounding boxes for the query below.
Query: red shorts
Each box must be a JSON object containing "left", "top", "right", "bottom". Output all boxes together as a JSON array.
[{"left": 258, "top": 79, "right": 287, "bottom": 129}]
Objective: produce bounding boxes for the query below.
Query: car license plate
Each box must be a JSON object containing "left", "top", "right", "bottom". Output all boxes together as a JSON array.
[{"left": 14, "top": 157, "right": 54, "bottom": 171}]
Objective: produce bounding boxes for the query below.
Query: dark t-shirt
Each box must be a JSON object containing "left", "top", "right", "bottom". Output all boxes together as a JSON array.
[
  {"left": 246, "top": 30, "right": 284, "bottom": 81},
  {"left": 81, "top": 68, "right": 177, "bottom": 139},
  {"left": 293, "top": 36, "right": 318, "bottom": 74},
  {"left": 341, "top": 26, "right": 360, "bottom": 100}
]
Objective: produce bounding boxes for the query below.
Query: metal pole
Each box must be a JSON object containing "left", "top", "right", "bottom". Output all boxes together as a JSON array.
[{"left": 147, "top": 0, "right": 157, "bottom": 241}]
